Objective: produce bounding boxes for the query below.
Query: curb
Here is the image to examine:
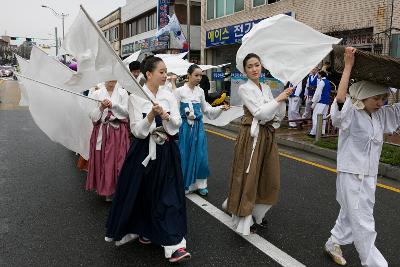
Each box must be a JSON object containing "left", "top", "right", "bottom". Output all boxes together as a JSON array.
[{"left": 216, "top": 122, "right": 400, "bottom": 182}]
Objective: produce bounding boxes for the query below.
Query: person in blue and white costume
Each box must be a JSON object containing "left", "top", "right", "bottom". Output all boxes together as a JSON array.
[
  {"left": 302, "top": 67, "right": 319, "bottom": 119},
  {"left": 288, "top": 81, "right": 304, "bottom": 128},
  {"left": 174, "top": 64, "right": 229, "bottom": 195},
  {"left": 324, "top": 47, "right": 400, "bottom": 267},
  {"left": 105, "top": 56, "right": 191, "bottom": 263},
  {"left": 309, "top": 71, "right": 332, "bottom": 136}
]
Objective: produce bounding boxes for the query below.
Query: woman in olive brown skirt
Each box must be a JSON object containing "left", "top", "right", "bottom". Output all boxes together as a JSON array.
[{"left": 223, "top": 53, "right": 293, "bottom": 235}]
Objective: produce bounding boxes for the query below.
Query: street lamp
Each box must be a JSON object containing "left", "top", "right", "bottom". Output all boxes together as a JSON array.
[{"left": 41, "top": 5, "right": 69, "bottom": 40}]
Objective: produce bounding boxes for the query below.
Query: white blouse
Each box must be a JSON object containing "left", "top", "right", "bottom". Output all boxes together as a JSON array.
[
  {"left": 128, "top": 85, "right": 182, "bottom": 167},
  {"left": 331, "top": 96, "right": 400, "bottom": 176},
  {"left": 89, "top": 84, "right": 129, "bottom": 150},
  {"left": 174, "top": 84, "right": 223, "bottom": 120}
]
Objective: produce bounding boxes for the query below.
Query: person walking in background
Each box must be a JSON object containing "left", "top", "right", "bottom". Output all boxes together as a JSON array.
[
  {"left": 309, "top": 71, "right": 332, "bottom": 136},
  {"left": 288, "top": 81, "right": 304, "bottom": 128},
  {"left": 302, "top": 67, "right": 319, "bottom": 119}
]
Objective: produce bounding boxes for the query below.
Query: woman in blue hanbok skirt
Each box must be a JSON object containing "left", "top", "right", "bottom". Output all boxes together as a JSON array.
[{"left": 174, "top": 64, "right": 229, "bottom": 195}]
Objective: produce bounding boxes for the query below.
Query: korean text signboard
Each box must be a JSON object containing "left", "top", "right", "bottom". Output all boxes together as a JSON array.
[{"left": 206, "top": 12, "right": 293, "bottom": 48}]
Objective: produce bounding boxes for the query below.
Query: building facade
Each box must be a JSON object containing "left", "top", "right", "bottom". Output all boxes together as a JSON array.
[
  {"left": 201, "top": 0, "right": 400, "bottom": 67},
  {"left": 120, "top": 0, "right": 201, "bottom": 62},
  {"left": 98, "top": 8, "right": 122, "bottom": 56}
]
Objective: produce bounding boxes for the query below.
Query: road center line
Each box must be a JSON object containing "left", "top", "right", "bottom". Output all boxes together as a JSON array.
[
  {"left": 205, "top": 129, "right": 400, "bottom": 193},
  {"left": 186, "top": 194, "right": 306, "bottom": 267}
]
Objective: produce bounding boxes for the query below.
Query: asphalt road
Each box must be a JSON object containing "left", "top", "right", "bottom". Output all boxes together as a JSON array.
[{"left": 1, "top": 109, "right": 399, "bottom": 266}]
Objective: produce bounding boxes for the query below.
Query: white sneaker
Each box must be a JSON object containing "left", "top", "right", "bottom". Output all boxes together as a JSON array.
[
  {"left": 324, "top": 240, "right": 347, "bottom": 266},
  {"left": 221, "top": 198, "right": 228, "bottom": 211}
]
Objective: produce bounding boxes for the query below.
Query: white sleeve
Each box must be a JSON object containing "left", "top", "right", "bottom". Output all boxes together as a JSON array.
[
  {"left": 376, "top": 103, "right": 400, "bottom": 134},
  {"left": 162, "top": 94, "right": 182, "bottom": 135},
  {"left": 128, "top": 96, "right": 152, "bottom": 139},
  {"left": 330, "top": 96, "right": 354, "bottom": 130},
  {"left": 311, "top": 80, "right": 324, "bottom": 106},
  {"left": 88, "top": 91, "right": 103, "bottom": 122},
  {"left": 238, "top": 87, "right": 280, "bottom": 122},
  {"left": 111, "top": 90, "right": 129, "bottom": 118},
  {"left": 201, "top": 89, "right": 223, "bottom": 120}
]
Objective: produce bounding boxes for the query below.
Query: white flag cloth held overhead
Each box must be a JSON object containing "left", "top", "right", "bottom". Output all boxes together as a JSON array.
[
  {"left": 63, "top": 7, "right": 150, "bottom": 101},
  {"left": 16, "top": 46, "right": 95, "bottom": 160},
  {"left": 236, "top": 14, "right": 341, "bottom": 85}
]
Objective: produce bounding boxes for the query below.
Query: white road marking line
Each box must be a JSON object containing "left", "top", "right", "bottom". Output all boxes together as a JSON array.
[{"left": 186, "top": 194, "right": 306, "bottom": 267}]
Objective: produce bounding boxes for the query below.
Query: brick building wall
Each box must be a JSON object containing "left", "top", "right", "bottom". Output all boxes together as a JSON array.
[{"left": 201, "top": 0, "right": 400, "bottom": 63}]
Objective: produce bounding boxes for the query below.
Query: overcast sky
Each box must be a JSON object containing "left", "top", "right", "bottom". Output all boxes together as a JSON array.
[{"left": 0, "top": 0, "right": 126, "bottom": 45}]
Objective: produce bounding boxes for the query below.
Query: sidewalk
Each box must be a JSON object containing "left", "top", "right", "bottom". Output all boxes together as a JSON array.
[{"left": 217, "top": 119, "right": 400, "bottom": 182}]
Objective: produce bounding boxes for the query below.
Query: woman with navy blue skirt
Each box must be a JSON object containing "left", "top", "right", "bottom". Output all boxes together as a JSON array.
[{"left": 105, "top": 56, "right": 191, "bottom": 263}]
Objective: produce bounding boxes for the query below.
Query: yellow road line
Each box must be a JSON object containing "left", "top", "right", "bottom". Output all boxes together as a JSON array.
[{"left": 205, "top": 129, "right": 400, "bottom": 193}]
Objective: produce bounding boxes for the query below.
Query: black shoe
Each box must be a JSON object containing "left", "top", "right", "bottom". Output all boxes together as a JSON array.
[
  {"left": 250, "top": 223, "right": 257, "bottom": 234},
  {"left": 169, "top": 248, "right": 191, "bottom": 263},
  {"left": 259, "top": 218, "right": 268, "bottom": 229},
  {"left": 307, "top": 134, "right": 316, "bottom": 137}
]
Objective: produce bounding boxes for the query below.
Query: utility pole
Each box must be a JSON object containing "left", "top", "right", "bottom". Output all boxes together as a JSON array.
[
  {"left": 186, "top": 0, "right": 191, "bottom": 61},
  {"left": 55, "top": 27, "right": 58, "bottom": 56}
]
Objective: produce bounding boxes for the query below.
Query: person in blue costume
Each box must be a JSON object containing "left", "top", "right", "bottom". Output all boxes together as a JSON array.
[
  {"left": 105, "top": 56, "right": 191, "bottom": 263},
  {"left": 174, "top": 64, "right": 229, "bottom": 196}
]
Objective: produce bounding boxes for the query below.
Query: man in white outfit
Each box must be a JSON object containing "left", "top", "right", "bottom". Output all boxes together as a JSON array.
[{"left": 288, "top": 82, "right": 304, "bottom": 128}]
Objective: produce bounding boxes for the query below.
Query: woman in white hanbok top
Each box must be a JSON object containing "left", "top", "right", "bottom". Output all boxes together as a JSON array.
[
  {"left": 174, "top": 64, "right": 229, "bottom": 195},
  {"left": 224, "top": 53, "right": 293, "bottom": 235},
  {"left": 324, "top": 47, "right": 399, "bottom": 267}
]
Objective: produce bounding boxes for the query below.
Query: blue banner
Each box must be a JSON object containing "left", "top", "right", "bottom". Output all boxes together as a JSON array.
[
  {"left": 206, "top": 12, "right": 293, "bottom": 48},
  {"left": 212, "top": 71, "right": 225, "bottom": 80},
  {"left": 157, "top": 0, "right": 170, "bottom": 42}
]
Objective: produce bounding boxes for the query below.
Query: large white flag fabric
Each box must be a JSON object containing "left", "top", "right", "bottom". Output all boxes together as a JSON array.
[
  {"left": 203, "top": 106, "right": 244, "bottom": 127},
  {"left": 154, "top": 53, "right": 230, "bottom": 76},
  {"left": 63, "top": 7, "right": 150, "bottom": 101},
  {"left": 15, "top": 54, "right": 30, "bottom": 106},
  {"left": 122, "top": 50, "right": 141, "bottom": 66},
  {"left": 17, "top": 48, "right": 95, "bottom": 160},
  {"left": 236, "top": 14, "right": 341, "bottom": 85}
]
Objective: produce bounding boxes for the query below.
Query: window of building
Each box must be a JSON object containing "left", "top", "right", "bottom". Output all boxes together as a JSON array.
[
  {"left": 207, "top": 0, "right": 214, "bottom": 20},
  {"left": 253, "top": 0, "right": 265, "bottom": 7},
  {"left": 253, "top": 0, "right": 280, "bottom": 7},
  {"left": 192, "top": 5, "right": 201, "bottom": 25},
  {"left": 235, "top": 0, "right": 244, "bottom": 12},
  {"left": 207, "top": 0, "right": 244, "bottom": 20},
  {"left": 123, "top": 9, "right": 157, "bottom": 38}
]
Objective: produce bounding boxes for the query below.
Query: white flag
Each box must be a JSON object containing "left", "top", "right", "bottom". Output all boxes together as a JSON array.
[
  {"left": 63, "top": 7, "right": 150, "bottom": 100},
  {"left": 203, "top": 106, "right": 244, "bottom": 127},
  {"left": 122, "top": 50, "right": 141, "bottom": 66},
  {"left": 236, "top": 14, "right": 341, "bottom": 85},
  {"left": 17, "top": 48, "right": 95, "bottom": 160},
  {"left": 155, "top": 14, "right": 188, "bottom": 50}
]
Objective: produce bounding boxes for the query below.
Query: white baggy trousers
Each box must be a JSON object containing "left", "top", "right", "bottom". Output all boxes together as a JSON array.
[
  {"left": 329, "top": 172, "right": 388, "bottom": 267},
  {"left": 288, "top": 96, "right": 301, "bottom": 127}
]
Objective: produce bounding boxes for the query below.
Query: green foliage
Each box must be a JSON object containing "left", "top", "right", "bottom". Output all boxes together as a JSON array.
[{"left": 309, "top": 137, "right": 400, "bottom": 166}]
